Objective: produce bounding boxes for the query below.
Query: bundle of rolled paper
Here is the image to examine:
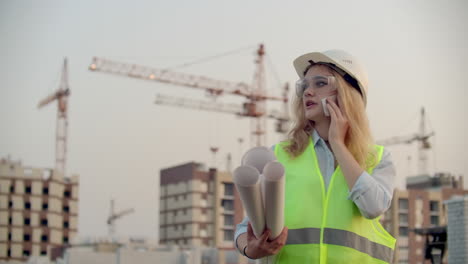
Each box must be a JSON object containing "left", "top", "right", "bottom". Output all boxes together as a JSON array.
[{"left": 233, "top": 146, "right": 285, "bottom": 264}]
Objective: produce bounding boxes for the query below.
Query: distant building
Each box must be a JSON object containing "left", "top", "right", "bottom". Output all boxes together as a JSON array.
[
  {"left": 381, "top": 173, "right": 468, "bottom": 264},
  {"left": 51, "top": 238, "right": 202, "bottom": 264},
  {"left": 445, "top": 196, "right": 468, "bottom": 264},
  {"left": 159, "top": 162, "right": 247, "bottom": 264},
  {"left": 49, "top": 236, "right": 250, "bottom": 264},
  {"left": 0, "top": 157, "right": 79, "bottom": 262}
]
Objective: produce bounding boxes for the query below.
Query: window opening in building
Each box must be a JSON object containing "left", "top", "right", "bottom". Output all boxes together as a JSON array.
[
  {"left": 224, "top": 230, "right": 234, "bottom": 241},
  {"left": 430, "top": 201, "right": 439, "bottom": 212},
  {"left": 221, "top": 199, "right": 234, "bottom": 211},
  {"left": 224, "top": 215, "right": 234, "bottom": 226},
  {"left": 398, "top": 199, "right": 408, "bottom": 210},
  {"left": 43, "top": 187, "right": 49, "bottom": 195},
  {"left": 224, "top": 183, "right": 234, "bottom": 196},
  {"left": 399, "top": 227, "right": 409, "bottom": 236}
]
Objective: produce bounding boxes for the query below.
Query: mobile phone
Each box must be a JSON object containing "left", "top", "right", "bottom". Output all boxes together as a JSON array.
[{"left": 322, "top": 95, "right": 337, "bottom": 117}]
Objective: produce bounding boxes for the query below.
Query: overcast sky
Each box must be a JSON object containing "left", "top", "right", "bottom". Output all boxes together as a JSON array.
[{"left": 1, "top": 0, "right": 467, "bottom": 241}]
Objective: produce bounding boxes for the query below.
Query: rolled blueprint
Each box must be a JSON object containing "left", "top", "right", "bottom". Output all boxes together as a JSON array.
[
  {"left": 262, "top": 161, "right": 285, "bottom": 240},
  {"left": 233, "top": 165, "right": 265, "bottom": 238},
  {"left": 241, "top": 146, "right": 277, "bottom": 173},
  {"left": 236, "top": 147, "right": 284, "bottom": 264}
]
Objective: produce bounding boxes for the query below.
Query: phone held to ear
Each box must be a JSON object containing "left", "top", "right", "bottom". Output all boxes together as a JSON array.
[{"left": 322, "top": 95, "right": 337, "bottom": 117}]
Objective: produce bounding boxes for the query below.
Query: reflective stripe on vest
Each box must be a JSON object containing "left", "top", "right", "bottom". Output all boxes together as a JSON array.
[{"left": 286, "top": 227, "right": 393, "bottom": 263}]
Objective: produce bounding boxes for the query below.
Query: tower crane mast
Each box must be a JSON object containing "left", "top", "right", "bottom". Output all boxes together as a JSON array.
[
  {"left": 107, "top": 199, "right": 135, "bottom": 237},
  {"left": 38, "top": 58, "right": 70, "bottom": 176}
]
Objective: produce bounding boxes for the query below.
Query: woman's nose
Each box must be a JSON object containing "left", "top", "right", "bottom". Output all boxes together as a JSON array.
[{"left": 303, "top": 87, "right": 315, "bottom": 97}]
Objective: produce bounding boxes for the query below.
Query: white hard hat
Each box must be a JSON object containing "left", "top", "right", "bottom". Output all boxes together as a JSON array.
[{"left": 293, "top": 50, "right": 369, "bottom": 104}]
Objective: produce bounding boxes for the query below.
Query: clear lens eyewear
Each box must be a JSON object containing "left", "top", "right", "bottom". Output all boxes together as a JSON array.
[{"left": 295, "top": 75, "right": 336, "bottom": 97}]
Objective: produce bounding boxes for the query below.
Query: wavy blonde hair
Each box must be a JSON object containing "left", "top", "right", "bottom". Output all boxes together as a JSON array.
[{"left": 284, "top": 64, "right": 377, "bottom": 169}]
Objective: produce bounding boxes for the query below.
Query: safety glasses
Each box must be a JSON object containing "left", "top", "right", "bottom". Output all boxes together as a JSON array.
[{"left": 295, "top": 75, "right": 336, "bottom": 97}]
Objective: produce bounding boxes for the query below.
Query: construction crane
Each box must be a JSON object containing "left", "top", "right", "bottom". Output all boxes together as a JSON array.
[
  {"left": 377, "top": 107, "right": 435, "bottom": 175},
  {"left": 88, "top": 44, "right": 289, "bottom": 147},
  {"left": 38, "top": 58, "right": 70, "bottom": 176},
  {"left": 107, "top": 199, "right": 135, "bottom": 237}
]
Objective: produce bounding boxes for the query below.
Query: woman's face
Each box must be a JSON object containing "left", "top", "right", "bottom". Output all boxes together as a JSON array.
[{"left": 301, "top": 65, "right": 337, "bottom": 121}]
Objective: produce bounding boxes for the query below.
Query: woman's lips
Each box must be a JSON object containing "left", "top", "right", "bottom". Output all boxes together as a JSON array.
[{"left": 305, "top": 101, "right": 318, "bottom": 109}]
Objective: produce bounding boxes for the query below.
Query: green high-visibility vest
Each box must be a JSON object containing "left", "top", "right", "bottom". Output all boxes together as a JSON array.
[{"left": 274, "top": 139, "right": 396, "bottom": 264}]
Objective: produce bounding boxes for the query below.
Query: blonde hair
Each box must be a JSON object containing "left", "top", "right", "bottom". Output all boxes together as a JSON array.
[{"left": 284, "top": 65, "right": 377, "bottom": 169}]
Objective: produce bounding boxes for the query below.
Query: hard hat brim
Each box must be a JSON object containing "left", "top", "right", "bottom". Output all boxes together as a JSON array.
[{"left": 293, "top": 52, "right": 338, "bottom": 78}]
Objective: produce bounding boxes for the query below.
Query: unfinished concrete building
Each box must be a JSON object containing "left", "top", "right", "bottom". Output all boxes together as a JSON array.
[
  {"left": 0, "top": 157, "right": 79, "bottom": 262},
  {"left": 159, "top": 162, "right": 245, "bottom": 263}
]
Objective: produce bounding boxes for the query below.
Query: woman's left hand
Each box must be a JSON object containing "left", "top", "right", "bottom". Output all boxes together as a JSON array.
[{"left": 326, "top": 98, "right": 349, "bottom": 148}]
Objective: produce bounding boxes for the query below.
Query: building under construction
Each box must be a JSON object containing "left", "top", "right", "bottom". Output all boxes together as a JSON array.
[
  {"left": 159, "top": 162, "right": 247, "bottom": 264},
  {"left": 0, "top": 157, "right": 79, "bottom": 262}
]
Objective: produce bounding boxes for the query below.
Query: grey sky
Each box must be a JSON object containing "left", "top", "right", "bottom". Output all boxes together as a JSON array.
[{"left": 1, "top": 0, "right": 467, "bottom": 241}]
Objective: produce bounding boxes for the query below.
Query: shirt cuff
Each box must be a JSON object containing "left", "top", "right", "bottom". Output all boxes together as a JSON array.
[
  {"left": 348, "top": 171, "right": 373, "bottom": 201},
  {"left": 235, "top": 225, "right": 247, "bottom": 240}
]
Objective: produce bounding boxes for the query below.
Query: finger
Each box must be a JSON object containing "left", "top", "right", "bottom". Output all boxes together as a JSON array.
[
  {"left": 272, "top": 226, "right": 288, "bottom": 246},
  {"left": 327, "top": 102, "right": 337, "bottom": 121},
  {"left": 271, "top": 226, "right": 288, "bottom": 242},
  {"left": 329, "top": 98, "right": 348, "bottom": 121},
  {"left": 261, "top": 228, "right": 271, "bottom": 243},
  {"left": 327, "top": 98, "right": 342, "bottom": 120},
  {"left": 247, "top": 222, "right": 255, "bottom": 239}
]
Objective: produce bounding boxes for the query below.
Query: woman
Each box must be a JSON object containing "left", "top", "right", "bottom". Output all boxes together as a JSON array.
[{"left": 234, "top": 50, "right": 396, "bottom": 263}]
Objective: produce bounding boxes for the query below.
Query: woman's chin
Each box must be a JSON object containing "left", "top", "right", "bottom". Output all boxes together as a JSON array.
[
  {"left": 305, "top": 111, "right": 320, "bottom": 121},
  {"left": 305, "top": 112, "right": 327, "bottom": 122}
]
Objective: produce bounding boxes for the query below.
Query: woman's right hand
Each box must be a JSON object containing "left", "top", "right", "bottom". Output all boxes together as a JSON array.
[{"left": 245, "top": 222, "right": 288, "bottom": 259}]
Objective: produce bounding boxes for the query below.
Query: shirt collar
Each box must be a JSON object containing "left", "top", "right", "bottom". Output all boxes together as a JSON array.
[{"left": 312, "top": 129, "right": 325, "bottom": 147}]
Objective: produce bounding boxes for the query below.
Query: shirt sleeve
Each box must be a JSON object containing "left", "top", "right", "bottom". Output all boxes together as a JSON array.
[
  {"left": 348, "top": 148, "right": 395, "bottom": 219},
  {"left": 234, "top": 216, "right": 250, "bottom": 246}
]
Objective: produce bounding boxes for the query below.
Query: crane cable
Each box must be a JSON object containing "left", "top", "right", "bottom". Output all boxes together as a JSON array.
[
  {"left": 165, "top": 45, "right": 256, "bottom": 71},
  {"left": 425, "top": 111, "right": 438, "bottom": 173},
  {"left": 265, "top": 53, "right": 284, "bottom": 91}
]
